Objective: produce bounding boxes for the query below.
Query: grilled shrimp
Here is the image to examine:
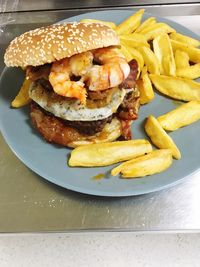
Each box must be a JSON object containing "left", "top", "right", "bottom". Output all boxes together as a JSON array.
[
  {"left": 85, "top": 48, "right": 130, "bottom": 91},
  {"left": 69, "top": 51, "right": 93, "bottom": 76},
  {"left": 49, "top": 57, "right": 87, "bottom": 104},
  {"left": 49, "top": 48, "right": 130, "bottom": 103}
]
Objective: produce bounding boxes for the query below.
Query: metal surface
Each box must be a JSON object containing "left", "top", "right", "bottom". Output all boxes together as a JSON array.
[
  {"left": 0, "top": 5, "right": 200, "bottom": 232},
  {"left": 1, "top": 0, "right": 200, "bottom": 12}
]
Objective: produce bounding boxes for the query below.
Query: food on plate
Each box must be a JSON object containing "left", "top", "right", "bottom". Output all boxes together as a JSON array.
[
  {"left": 11, "top": 79, "right": 31, "bottom": 108},
  {"left": 111, "top": 149, "right": 173, "bottom": 178},
  {"left": 157, "top": 101, "right": 200, "bottom": 131},
  {"left": 171, "top": 39, "right": 200, "bottom": 63},
  {"left": 170, "top": 32, "right": 200, "bottom": 47},
  {"left": 116, "top": 9, "right": 144, "bottom": 34},
  {"left": 4, "top": 23, "right": 140, "bottom": 147},
  {"left": 176, "top": 63, "right": 200, "bottom": 79},
  {"left": 80, "top": 19, "right": 116, "bottom": 29},
  {"left": 4, "top": 8, "right": 200, "bottom": 183},
  {"left": 134, "top": 17, "right": 156, "bottom": 33},
  {"left": 144, "top": 115, "right": 181, "bottom": 159},
  {"left": 174, "top": 50, "right": 190, "bottom": 69},
  {"left": 153, "top": 33, "right": 176, "bottom": 76},
  {"left": 138, "top": 46, "right": 160, "bottom": 74},
  {"left": 121, "top": 44, "right": 144, "bottom": 72},
  {"left": 69, "top": 139, "right": 152, "bottom": 167},
  {"left": 120, "top": 44, "right": 134, "bottom": 62},
  {"left": 150, "top": 74, "right": 200, "bottom": 101},
  {"left": 138, "top": 23, "right": 175, "bottom": 41},
  {"left": 137, "top": 66, "right": 154, "bottom": 104},
  {"left": 120, "top": 33, "right": 149, "bottom": 48}
]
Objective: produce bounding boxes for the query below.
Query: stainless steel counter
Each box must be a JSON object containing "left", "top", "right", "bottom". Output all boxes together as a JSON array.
[
  {"left": 1, "top": 0, "right": 200, "bottom": 12},
  {"left": 0, "top": 4, "right": 200, "bottom": 233}
]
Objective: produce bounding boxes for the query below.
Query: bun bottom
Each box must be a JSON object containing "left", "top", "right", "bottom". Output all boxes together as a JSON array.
[{"left": 30, "top": 103, "right": 122, "bottom": 148}]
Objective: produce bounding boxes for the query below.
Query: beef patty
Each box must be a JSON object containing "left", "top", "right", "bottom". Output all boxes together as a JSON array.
[
  {"left": 30, "top": 103, "right": 120, "bottom": 147},
  {"left": 31, "top": 102, "right": 112, "bottom": 136},
  {"left": 65, "top": 115, "right": 112, "bottom": 135}
]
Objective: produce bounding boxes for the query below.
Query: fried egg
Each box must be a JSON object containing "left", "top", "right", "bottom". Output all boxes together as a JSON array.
[{"left": 29, "top": 83, "right": 126, "bottom": 121}]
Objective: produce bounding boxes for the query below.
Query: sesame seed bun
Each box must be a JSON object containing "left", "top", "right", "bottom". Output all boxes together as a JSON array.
[{"left": 4, "top": 22, "right": 120, "bottom": 68}]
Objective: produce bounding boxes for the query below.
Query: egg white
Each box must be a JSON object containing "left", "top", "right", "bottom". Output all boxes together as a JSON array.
[{"left": 29, "top": 83, "right": 126, "bottom": 121}]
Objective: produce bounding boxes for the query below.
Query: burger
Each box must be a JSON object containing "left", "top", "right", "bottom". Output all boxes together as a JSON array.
[{"left": 4, "top": 22, "right": 140, "bottom": 148}]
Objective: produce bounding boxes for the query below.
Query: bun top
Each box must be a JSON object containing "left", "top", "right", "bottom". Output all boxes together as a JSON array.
[{"left": 4, "top": 22, "right": 120, "bottom": 67}]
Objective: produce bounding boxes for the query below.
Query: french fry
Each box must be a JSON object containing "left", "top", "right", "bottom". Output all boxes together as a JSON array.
[
  {"left": 80, "top": 19, "right": 117, "bottom": 29},
  {"left": 139, "top": 23, "right": 175, "bottom": 41},
  {"left": 112, "top": 149, "right": 173, "bottom": 178},
  {"left": 69, "top": 140, "right": 153, "bottom": 167},
  {"left": 141, "top": 65, "right": 148, "bottom": 77},
  {"left": 157, "top": 101, "right": 200, "bottom": 131},
  {"left": 116, "top": 9, "right": 145, "bottom": 35},
  {"left": 134, "top": 17, "right": 156, "bottom": 33},
  {"left": 175, "top": 50, "right": 190, "bottom": 69},
  {"left": 138, "top": 46, "right": 160, "bottom": 74},
  {"left": 150, "top": 74, "right": 200, "bottom": 101},
  {"left": 170, "top": 32, "right": 200, "bottom": 48},
  {"left": 144, "top": 115, "right": 181, "bottom": 159},
  {"left": 171, "top": 39, "right": 200, "bottom": 63},
  {"left": 120, "top": 33, "right": 149, "bottom": 47},
  {"left": 153, "top": 33, "right": 176, "bottom": 76},
  {"left": 176, "top": 63, "right": 200, "bottom": 79},
  {"left": 120, "top": 44, "right": 134, "bottom": 62},
  {"left": 137, "top": 66, "right": 154, "bottom": 104},
  {"left": 122, "top": 43, "right": 144, "bottom": 70},
  {"left": 11, "top": 79, "right": 32, "bottom": 108}
]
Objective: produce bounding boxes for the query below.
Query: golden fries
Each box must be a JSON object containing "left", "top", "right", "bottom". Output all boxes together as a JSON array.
[
  {"left": 171, "top": 39, "right": 200, "bottom": 63},
  {"left": 69, "top": 140, "right": 152, "bottom": 167},
  {"left": 153, "top": 33, "right": 176, "bottom": 76},
  {"left": 134, "top": 17, "right": 156, "bottom": 33},
  {"left": 121, "top": 43, "right": 144, "bottom": 70},
  {"left": 137, "top": 66, "right": 154, "bottom": 104},
  {"left": 138, "top": 46, "right": 160, "bottom": 74},
  {"left": 111, "top": 149, "right": 173, "bottom": 178},
  {"left": 120, "top": 33, "right": 149, "bottom": 47},
  {"left": 116, "top": 9, "right": 144, "bottom": 35},
  {"left": 150, "top": 74, "right": 200, "bottom": 101},
  {"left": 157, "top": 101, "right": 200, "bottom": 131},
  {"left": 66, "top": 10, "right": 200, "bottom": 179},
  {"left": 11, "top": 79, "right": 32, "bottom": 108},
  {"left": 144, "top": 115, "right": 181, "bottom": 159},
  {"left": 139, "top": 23, "right": 175, "bottom": 41},
  {"left": 176, "top": 63, "right": 200, "bottom": 79},
  {"left": 175, "top": 50, "right": 190, "bottom": 69},
  {"left": 170, "top": 32, "right": 200, "bottom": 48},
  {"left": 120, "top": 44, "right": 134, "bottom": 62}
]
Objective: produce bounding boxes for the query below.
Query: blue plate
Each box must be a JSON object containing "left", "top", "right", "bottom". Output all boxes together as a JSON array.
[{"left": 0, "top": 10, "right": 200, "bottom": 196}]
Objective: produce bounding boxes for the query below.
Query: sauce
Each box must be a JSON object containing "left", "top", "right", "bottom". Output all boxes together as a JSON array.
[{"left": 92, "top": 173, "right": 105, "bottom": 180}]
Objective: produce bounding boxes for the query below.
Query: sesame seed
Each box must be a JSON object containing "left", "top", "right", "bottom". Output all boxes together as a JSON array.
[{"left": 4, "top": 22, "right": 119, "bottom": 67}]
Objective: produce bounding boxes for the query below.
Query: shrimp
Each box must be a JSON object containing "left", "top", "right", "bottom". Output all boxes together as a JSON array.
[
  {"left": 85, "top": 48, "right": 130, "bottom": 91},
  {"left": 49, "top": 48, "right": 130, "bottom": 103},
  {"left": 69, "top": 51, "right": 94, "bottom": 76},
  {"left": 49, "top": 57, "right": 88, "bottom": 104}
]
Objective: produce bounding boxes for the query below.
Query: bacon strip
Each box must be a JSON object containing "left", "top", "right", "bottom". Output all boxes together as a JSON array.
[
  {"left": 118, "top": 59, "right": 140, "bottom": 121},
  {"left": 119, "top": 120, "right": 132, "bottom": 140}
]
